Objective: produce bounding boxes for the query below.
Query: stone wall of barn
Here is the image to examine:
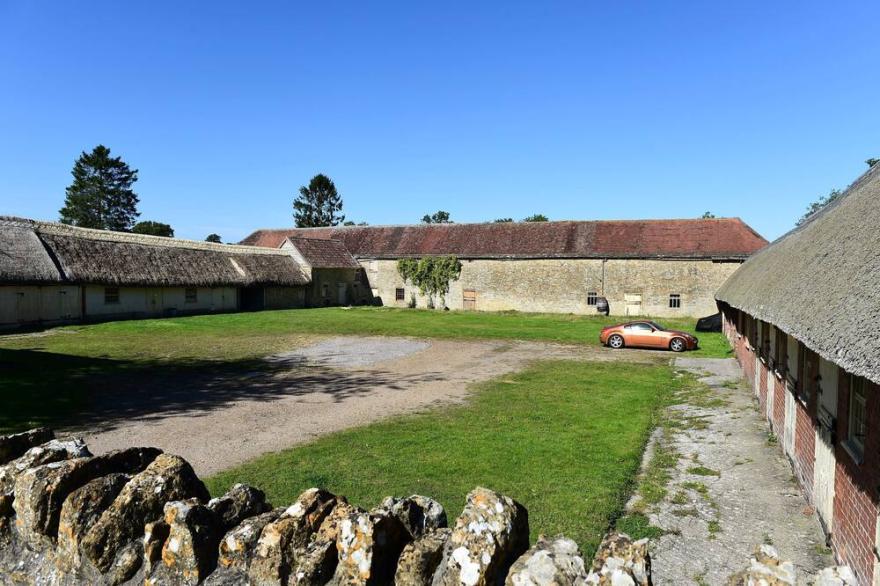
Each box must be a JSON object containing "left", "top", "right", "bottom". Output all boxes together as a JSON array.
[
  {"left": 306, "top": 268, "right": 368, "bottom": 307},
  {"left": 721, "top": 305, "right": 880, "bottom": 585},
  {"left": 363, "top": 257, "right": 742, "bottom": 317}
]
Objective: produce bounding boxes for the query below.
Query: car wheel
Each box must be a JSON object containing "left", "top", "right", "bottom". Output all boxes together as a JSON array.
[
  {"left": 670, "top": 337, "right": 686, "bottom": 353},
  {"left": 608, "top": 334, "right": 625, "bottom": 349}
]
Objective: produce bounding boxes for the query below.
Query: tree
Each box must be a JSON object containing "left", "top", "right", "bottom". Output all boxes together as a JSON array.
[
  {"left": 132, "top": 221, "right": 174, "bottom": 237},
  {"left": 397, "top": 256, "right": 462, "bottom": 309},
  {"left": 205, "top": 233, "right": 222, "bottom": 243},
  {"left": 493, "top": 218, "right": 514, "bottom": 223},
  {"left": 522, "top": 213, "right": 548, "bottom": 222},
  {"left": 343, "top": 221, "right": 369, "bottom": 226},
  {"left": 867, "top": 158, "right": 879, "bottom": 168},
  {"left": 421, "top": 210, "right": 452, "bottom": 224},
  {"left": 797, "top": 188, "right": 842, "bottom": 226},
  {"left": 59, "top": 145, "right": 140, "bottom": 231},
  {"left": 701, "top": 211, "right": 716, "bottom": 218},
  {"left": 293, "top": 174, "right": 345, "bottom": 227}
]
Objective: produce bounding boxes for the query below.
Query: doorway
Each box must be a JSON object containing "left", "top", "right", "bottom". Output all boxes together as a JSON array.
[{"left": 624, "top": 293, "right": 642, "bottom": 316}]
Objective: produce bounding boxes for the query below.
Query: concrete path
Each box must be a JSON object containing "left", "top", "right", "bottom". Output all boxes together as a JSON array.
[
  {"left": 63, "top": 336, "right": 657, "bottom": 477},
  {"left": 647, "top": 357, "right": 833, "bottom": 585}
]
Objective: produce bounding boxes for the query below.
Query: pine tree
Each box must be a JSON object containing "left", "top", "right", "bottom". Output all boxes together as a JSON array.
[
  {"left": 293, "top": 174, "right": 345, "bottom": 227},
  {"left": 59, "top": 145, "right": 140, "bottom": 231}
]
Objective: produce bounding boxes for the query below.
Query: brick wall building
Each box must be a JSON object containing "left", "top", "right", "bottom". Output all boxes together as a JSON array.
[
  {"left": 717, "top": 164, "right": 880, "bottom": 584},
  {"left": 243, "top": 218, "right": 767, "bottom": 318}
]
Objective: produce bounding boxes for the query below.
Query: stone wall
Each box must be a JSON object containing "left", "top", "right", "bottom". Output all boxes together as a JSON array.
[
  {"left": 0, "top": 428, "right": 651, "bottom": 585},
  {"left": 363, "top": 257, "right": 741, "bottom": 317}
]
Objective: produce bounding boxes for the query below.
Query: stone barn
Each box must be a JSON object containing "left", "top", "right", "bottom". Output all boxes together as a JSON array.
[
  {"left": 281, "top": 236, "right": 369, "bottom": 307},
  {"left": 716, "top": 164, "right": 880, "bottom": 584},
  {"left": 0, "top": 217, "right": 310, "bottom": 329},
  {"left": 242, "top": 218, "right": 767, "bottom": 317}
]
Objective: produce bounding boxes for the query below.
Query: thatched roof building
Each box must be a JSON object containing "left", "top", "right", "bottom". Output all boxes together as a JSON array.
[
  {"left": 0, "top": 217, "right": 308, "bottom": 287},
  {"left": 716, "top": 164, "right": 880, "bottom": 385},
  {"left": 242, "top": 218, "right": 767, "bottom": 260}
]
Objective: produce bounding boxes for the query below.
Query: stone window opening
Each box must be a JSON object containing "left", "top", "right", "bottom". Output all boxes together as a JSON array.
[
  {"left": 395, "top": 288, "right": 405, "bottom": 301},
  {"left": 587, "top": 291, "right": 598, "bottom": 306},
  {"left": 845, "top": 375, "right": 867, "bottom": 463},
  {"left": 668, "top": 293, "right": 681, "bottom": 309},
  {"left": 185, "top": 288, "right": 197, "bottom": 303},
  {"left": 104, "top": 287, "right": 120, "bottom": 305}
]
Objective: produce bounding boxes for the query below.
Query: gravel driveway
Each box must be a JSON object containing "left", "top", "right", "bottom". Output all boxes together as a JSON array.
[{"left": 64, "top": 336, "right": 653, "bottom": 476}]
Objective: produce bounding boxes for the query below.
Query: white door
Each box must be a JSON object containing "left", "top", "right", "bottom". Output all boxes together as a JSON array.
[
  {"left": 624, "top": 293, "right": 642, "bottom": 316},
  {"left": 784, "top": 389, "right": 796, "bottom": 457},
  {"left": 754, "top": 355, "right": 761, "bottom": 398},
  {"left": 813, "top": 358, "right": 839, "bottom": 530}
]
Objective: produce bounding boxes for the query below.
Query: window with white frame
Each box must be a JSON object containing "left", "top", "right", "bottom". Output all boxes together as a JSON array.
[
  {"left": 668, "top": 294, "right": 681, "bottom": 309},
  {"left": 587, "top": 291, "right": 598, "bottom": 306},
  {"left": 847, "top": 375, "right": 867, "bottom": 461}
]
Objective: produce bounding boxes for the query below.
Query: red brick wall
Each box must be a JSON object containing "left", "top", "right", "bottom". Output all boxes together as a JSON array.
[
  {"left": 832, "top": 376, "right": 880, "bottom": 585},
  {"left": 793, "top": 396, "right": 815, "bottom": 499}
]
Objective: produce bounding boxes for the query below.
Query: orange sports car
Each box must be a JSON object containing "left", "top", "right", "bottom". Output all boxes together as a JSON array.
[{"left": 599, "top": 321, "right": 699, "bottom": 352}]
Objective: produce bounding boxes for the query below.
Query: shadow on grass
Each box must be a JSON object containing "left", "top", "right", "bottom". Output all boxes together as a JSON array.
[{"left": 0, "top": 348, "right": 444, "bottom": 435}]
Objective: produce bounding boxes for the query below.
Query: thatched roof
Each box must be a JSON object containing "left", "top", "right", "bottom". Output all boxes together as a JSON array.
[
  {"left": 716, "top": 165, "right": 880, "bottom": 385},
  {"left": 0, "top": 217, "right": 309, "bottom": 287},
  {"left": 241, "top": 218, "right": 767, "bottom": 260},
  {"left": 285, "top": 237, "right": 360, "bottom": 269},
  {"left": 0, "top": 218, "right": 63, "bottom": 284}
]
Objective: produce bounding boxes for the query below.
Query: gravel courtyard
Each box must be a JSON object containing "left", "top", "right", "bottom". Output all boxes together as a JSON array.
[{"left": 65, "top": 335, "right": 653, "bottom": 476}]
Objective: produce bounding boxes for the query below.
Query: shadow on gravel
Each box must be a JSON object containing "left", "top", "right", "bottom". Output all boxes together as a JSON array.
[{"left": 0, "top": 348, "right": 444, "bottom": 435}]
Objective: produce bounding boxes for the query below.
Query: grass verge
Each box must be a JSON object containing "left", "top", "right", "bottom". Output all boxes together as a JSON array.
[{"left": 205, "top": 359, "right": 679, "bottom": 555}]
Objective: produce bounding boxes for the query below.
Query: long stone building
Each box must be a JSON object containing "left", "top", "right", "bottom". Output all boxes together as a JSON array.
[
  {"left": 716, "top": 164, "right": 880, "bottom": 584},
  {"left": 0, "top": 217, "right": 361, "bottom": 329},
  {"left": 242, "top": 218, "right": 767, "bottom": 317}
]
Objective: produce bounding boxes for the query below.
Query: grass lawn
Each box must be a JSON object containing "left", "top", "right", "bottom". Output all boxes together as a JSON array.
[
  {"left": 206, "top": 359, "right": 679, "bottom": 555},
  {"left": 0, "top": 307, "right": 728, "bottom": 434}
]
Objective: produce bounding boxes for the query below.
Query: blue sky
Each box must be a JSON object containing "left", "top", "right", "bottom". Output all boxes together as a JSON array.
[{"left": 1, "top": 2, "right": 877, "bottom": 243}]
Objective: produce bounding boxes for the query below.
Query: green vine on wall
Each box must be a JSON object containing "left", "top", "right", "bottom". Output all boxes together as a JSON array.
[{"left": 397, "top": 256, "right": 462, "bottom": 308}]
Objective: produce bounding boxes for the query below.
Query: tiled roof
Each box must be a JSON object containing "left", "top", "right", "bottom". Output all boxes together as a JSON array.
[
  {"left": 286, "top": 237, "right": 360, "bottom": 269},
  {"left": 241, "top": 218, "right": 767, "bottom": 260}
]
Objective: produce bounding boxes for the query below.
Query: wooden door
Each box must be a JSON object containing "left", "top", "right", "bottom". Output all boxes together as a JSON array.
[
  {"left": 813, "top": 358, "right": 838, "bottom": 531},
  {"left": 624, "top": 293, "right": 642, "bottom": 316},
  {"left": 337, "top": 283, "right": 347, "bottom": 305},
  {"left": 463, "top": 289, "right": 476, "bottom": 310}
]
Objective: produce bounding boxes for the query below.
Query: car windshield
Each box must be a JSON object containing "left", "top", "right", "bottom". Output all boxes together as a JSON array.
[{"left": 648, "top": 321, "right": 666, "bottom": 331}]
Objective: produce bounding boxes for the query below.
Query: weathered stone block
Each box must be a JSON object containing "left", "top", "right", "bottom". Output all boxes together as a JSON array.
[
  {"left": 0, "top": 438, "right": 90, "bottom": 501},
  {"left": 249, "top": 488, "right": 338, "bottom": 586},
  {"left": 433, "top": 487, "right": 529, "bottom": 586},
  {"left": 208, "top": 482, "right": 271, "bottom": 532},
  {"left": 217, "top": 508, "right": 284, "bottom": 570},
  {"left": 0, "top": 427, "right": 54, "bottom": 466},
  {"left": 13, "top": 447, "right": 160, "bottom": 547},
  {"left": 80, "top": 453, "right": 209, "bottom": 573},
  {"left": 506, "top": 535, "right": 587, "bottom": 585},
  {"left": 813, "top": 565, "right": 857, "bottom": 586},
  {"left": 586, "top": 532, "right": 650, "bottom": 586},
  {"left": 144, "top": 519, "right": 171, "bottom": 576},
  {"left": 331, "top": 505, "right": 412, "bottom": 585},
  {"left": 377, "top": 495, "right": 447, "bottom": 539},
  {"left": 396, "top": 528, "right": 451, "bottom": 585},
  {"left": 56, "top": 472, "right": 130, "bottom": 572},
  {"left": 147, "top": 498, "right": 222, "bottom": 585}
]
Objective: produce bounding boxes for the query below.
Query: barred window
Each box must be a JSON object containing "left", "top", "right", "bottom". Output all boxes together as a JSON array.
[
  {"left": 185, "top": 288, "right": 197, "bottom": 303},
  {"left": 668, "top": 294, "right": 681, "bottom": 309},
  {"left": 104, "top": 287, "right": 120, "bottom": 304},
  {"left": 847, "top": 375, "right": 867, "bottom": 461},
  {"left": 395, "top": 288, "right": 405, "bottom": 301},
  {"left": 587, "top": 291, "right": 598, "bottom": 306}
]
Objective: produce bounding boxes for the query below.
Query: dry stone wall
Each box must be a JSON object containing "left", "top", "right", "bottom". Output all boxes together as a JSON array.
[{"left": 0, "top": 428, "right": 649, "bottom": 586}]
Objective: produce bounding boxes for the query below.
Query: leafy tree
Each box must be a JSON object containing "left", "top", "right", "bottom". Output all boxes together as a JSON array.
[
  {"left": 701, "top": 211, "right": 716, "bottom": 218},
  {"left": 343, "top": 221, "right": 369, "bottom": 226},
  {"left": 205, "top": 233, "right": 222, "bottom": 243},
  {"left": 493, "top": 218, "right": 514, "bottom": 223},
  {"left": 522, "top": 213, "right": 548, "bottom": 222},
  {"left": 421, "top": 210, "right": 452, "bottom": 224},
  {"left": 867, "top": 158, "right": 879, "bottom": 168},
  {"left": 797, "top": 188, "right": 842, "bottom": 226},
  {"left": 293, "top": 174, "right": 345, "bottom": 227},
  {"left": 59, "top": 145, "right": 140, "bottom": 231},
  {"left": 132, "top": 221, "right": 174, "bottom": 237},
  {"left": 397, "top": 256, "right": 462, "bottom": 309}
]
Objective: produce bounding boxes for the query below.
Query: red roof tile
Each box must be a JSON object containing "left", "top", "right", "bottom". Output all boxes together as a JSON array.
[
  {"left": 286, "top": 237, "right": 360, "bottom": 269},
  {"left": 242, "top": 219, "right": 767, "bottom": 260}
]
